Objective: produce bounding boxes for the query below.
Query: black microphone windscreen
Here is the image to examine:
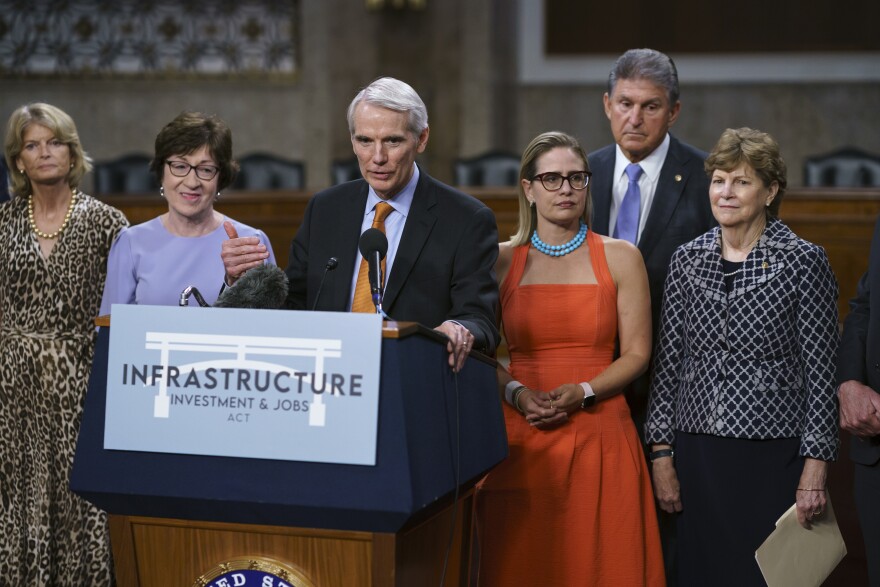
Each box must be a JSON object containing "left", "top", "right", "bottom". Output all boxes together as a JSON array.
[
  {"left": 214, "top": 264, "right": 289, "bottom": 309},
  {"left": 358, "top": 228, "right": 388, "bottom": 260},
  {"left": 326, "top": 256, "right": 339, "bottom": 270}
]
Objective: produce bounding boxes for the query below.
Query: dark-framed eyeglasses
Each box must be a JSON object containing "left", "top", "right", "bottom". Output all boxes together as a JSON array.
[
  {"left": 165, "top": 160, "right": 220, "bottom": 181},
  {"left": 532, "top": 171, "right": 591, "bottom": 191}
]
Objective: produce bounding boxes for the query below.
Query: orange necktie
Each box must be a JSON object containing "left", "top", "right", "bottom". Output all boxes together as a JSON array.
[{"left": 351, "top": 202, "right": 394, "bottom": 313}]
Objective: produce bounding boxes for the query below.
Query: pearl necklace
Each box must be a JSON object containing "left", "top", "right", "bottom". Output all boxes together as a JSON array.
[
  {"left": 531, "top": 222, "right": 587, "bottom": 257},
  {"left": 28, "top": 190, "right": 79, "bottom": 240}
]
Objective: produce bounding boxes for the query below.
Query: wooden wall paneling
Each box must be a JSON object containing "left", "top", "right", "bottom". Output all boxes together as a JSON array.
[{"left": 100, "top": 187, "right": 880, "bottom": 320}]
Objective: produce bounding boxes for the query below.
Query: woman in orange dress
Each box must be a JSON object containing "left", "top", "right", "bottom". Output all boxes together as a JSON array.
[{"left": 476, "top": 131, "right": 665, "bottom": 586}]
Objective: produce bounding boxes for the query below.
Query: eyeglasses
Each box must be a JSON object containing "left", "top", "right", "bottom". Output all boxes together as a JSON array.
[
  {"left": 165, "top": 160, "right": 220, "bottom": 181},
  {"left": 532, "top": 171, "right": 591, "bottom": 191}
]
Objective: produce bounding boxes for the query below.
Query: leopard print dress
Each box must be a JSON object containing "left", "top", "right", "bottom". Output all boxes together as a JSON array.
[{"left": 0, "top": 193, "right": 127, "bottom": 586}]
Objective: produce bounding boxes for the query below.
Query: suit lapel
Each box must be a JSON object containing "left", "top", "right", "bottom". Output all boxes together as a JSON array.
[
  {"left": 382, "top": 170, "right": 437, "bottom": 310},
  {"left": 327, "top": 183, "right": 369, "bottom": 311},
  {"left": 727, "top": 219, "right": 794, "bottom": 299},
  {"left": 638, "top": 136, "right": 690, "bottom": 255},
  {"left": 589, "top": 147, "right": 614, "bottom": 235}
]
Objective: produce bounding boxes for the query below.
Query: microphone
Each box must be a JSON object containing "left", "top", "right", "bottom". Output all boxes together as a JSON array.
[
  {"left": 358, "top": 228, "right": 388, "bottom": 313},
  {"left": 179, "top": 286, "right": 210, "bottom": 307},
  {"left": 311, "top": 256, "right": 339, "bottom": 311},
  {"left": 214, "top": 264, "right": 289, "bottom": 309}
]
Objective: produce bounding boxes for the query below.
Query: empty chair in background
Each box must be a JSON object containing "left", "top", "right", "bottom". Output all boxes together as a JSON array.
[
  {"left": 330, "top": 156, "right": 362, "bottom": 185},
  {"left": 232, "top": 152, "right": 304, "bottom": 190},
  {"left": 93, "top": 153, "right": 157, "bottom": 195},
  {"left": 453, "top": 150, "right": 520, "bottom": 186},
  {"left": 803, "top": 147, "right": 880, "bottom": 187}
]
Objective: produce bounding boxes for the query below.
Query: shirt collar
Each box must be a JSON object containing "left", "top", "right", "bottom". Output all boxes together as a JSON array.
[
  {"left": 613, "top": 133, "right": 671, "bottom": 182},
  {"left": 365, "top": 163, "right": 419, "bottom": 218}
]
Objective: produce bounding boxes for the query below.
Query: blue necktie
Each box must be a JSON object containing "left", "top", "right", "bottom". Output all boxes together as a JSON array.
[{"left": 614, "top": 163, "right": 643, "bottom": 245}]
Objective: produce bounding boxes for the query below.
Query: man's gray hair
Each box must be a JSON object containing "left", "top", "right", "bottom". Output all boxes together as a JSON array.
[
  {"left": 608, "top": 48, "right": 680, "bottom": 105},
  {"left": 346, "top": 77, "right": 429, "bottom": 137}
]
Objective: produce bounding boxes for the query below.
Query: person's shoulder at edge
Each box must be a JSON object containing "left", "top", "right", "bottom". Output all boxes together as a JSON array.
[
  {"left": 78, "top": 193, "right": 129, "bottom": 231},
  {"left": 600, "top": 235, "right": 645, "bottom": 282},
  {"left": 676, "top": 225, "right": 717, "bottom": 252},
  {"left": 496, "top": 241, "right": 516, "bottom": 285}
]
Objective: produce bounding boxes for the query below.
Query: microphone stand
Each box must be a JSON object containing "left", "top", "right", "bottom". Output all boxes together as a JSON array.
[
  {"left": 179, "top": 286, "right": 210, "bottom": 307},
  {"left": 369, "top": 250, "right": 384, "bottom": 316},
  {"left": 311, "top": 257, "right": 339, "bottom": 311}
]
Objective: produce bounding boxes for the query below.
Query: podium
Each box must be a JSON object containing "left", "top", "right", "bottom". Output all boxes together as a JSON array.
[{"left": 71, "top": 317, "right": 507, "bottom": 586}]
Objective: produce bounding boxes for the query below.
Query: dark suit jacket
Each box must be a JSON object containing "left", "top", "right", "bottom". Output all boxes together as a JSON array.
[
  {"left": 0, "top": 158, "right": 9, "bottom": 202},
  {"left": 837, "top": 214, "right": 880, "bottom": 465},
  {"left": 284, "top": 168, "right": 500, "bottom": 354},
  {"left": 589, "top": 135, "right": 716, "bottom": 422}
]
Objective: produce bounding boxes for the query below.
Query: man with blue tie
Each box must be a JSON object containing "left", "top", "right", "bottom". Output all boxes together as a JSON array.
[
  {"left": 588, "top": 48, "right": 715, "bottom": 586},
  {"left": 589, "top": 48, "right": 715, "bottom": 431}
]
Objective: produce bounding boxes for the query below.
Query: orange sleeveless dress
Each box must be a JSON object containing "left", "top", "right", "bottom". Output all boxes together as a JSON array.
[{"left": 475, "top": 231, "right": 665, "bottom": 586}]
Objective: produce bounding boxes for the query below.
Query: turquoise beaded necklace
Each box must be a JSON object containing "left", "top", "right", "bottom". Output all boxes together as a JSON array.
[{"left": 531, "top": 221, "right": 587, "bottom": 257}]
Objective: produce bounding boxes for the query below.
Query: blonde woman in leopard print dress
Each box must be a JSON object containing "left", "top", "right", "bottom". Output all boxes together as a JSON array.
[{"left": 1, "top": 103, "right": 128, "bottom": 586}]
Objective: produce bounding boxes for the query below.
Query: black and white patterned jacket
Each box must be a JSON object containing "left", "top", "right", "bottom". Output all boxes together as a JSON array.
[{"left": 645, "top": 218, "right": 840, "bottom": 461}]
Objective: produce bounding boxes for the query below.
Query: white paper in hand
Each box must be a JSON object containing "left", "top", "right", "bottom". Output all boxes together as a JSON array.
[{"left": 755, "top": 495, "right": 847, "bottom": 587}]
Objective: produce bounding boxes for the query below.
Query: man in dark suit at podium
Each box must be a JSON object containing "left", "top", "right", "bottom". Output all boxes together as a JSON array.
[
  {"left": 222, "top": 77, "right": 500, "bottom": 371},
  {"left": 838, "top": 214, "right": 880, "bottom": 587}
]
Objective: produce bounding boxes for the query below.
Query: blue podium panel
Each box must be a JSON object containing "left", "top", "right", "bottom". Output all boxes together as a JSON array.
[{"left": 71, "top": 321, "right": 507, "bottom": 533}]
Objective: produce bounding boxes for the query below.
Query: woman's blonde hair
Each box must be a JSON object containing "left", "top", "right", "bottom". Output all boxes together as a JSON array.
[
  {"left": 510, "top": 131, "right": 591, "bottom": 246},
  {"left": 4, "top": 102, "right": 92, "bottom": 198}
]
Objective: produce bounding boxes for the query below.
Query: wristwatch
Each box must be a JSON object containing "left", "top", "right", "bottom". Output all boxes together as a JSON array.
[
  {"left": 580, "top": 382, "right": 596, "bottom": 409},
  {"left": 649, "top": 448, "right": 675, "bottom": 462}
]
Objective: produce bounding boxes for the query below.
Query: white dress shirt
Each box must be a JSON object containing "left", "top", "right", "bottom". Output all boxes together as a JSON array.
[
  {"left": 346, "top": 164, "right": 419, "bottom": 310},
  {"left": 609, "top": 133, "right": 671, "bottom": 245}
]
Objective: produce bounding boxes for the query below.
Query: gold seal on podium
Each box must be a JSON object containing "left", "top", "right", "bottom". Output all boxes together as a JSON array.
[{"left": 193, "top": 556, "right": 316, "bottom": 587}]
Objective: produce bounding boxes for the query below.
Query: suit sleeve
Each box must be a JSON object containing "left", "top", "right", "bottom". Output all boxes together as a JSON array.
[
  {"left": 796, "top": 245, "right": 840, "bottom": 461},
  {"left": 837, "top": 271, "right": 870, "bottom": 385},
  {"left": 447, "top": 205, "right": 500, "bottom": 354},
  {"left": 99, "top": 227, "right": 136, "bottom": 315},
  {"left": 283, "top": 196, "right": 314, "bottom": 310},
  {"left": 645, "top": 247, "right": 688, "bottom": 445}
]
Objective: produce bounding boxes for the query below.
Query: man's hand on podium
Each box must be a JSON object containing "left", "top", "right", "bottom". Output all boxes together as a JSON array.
[{"left": 435, "top": 320, "right": 474, "bottom": 373}]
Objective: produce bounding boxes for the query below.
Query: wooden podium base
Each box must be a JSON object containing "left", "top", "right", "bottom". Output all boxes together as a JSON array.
[{"left": 110, "top": 491, "right": 474, "bottom": 587}]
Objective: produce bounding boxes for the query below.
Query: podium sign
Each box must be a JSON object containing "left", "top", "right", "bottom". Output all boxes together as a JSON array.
[{"left": 104, "top": 305, "right": 383, "bottom": 465}]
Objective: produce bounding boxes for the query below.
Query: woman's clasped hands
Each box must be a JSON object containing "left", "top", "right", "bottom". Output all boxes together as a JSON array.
[{"left": 518, "top": 383, "right": 583, "bottom": 429}]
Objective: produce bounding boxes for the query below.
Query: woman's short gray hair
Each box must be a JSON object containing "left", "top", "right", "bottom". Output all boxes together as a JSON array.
[{"left": 346, "top": 77, "right": 428, "bottom": 137}]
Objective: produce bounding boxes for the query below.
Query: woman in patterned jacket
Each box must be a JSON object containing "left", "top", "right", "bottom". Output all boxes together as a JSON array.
[{"left": 645, "top": 127, "right": 839, "bottom": 586}]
